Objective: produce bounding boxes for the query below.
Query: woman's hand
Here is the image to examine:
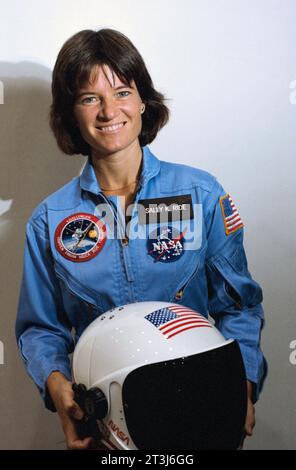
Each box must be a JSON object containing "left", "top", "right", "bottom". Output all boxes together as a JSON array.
[
  {"left": 47, "top": 371, "right": 93, "bottom": 450},
  {"left": 237, "top": 380, "right": 255, "bottom": 449},
  {"left": 244, "top": 380, "right": 255, "bottom": 437}
]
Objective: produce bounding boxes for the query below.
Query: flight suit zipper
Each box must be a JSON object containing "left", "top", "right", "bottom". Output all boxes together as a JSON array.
[
  {"left": 171, "top": 262, "right": 201, "bottom": 303},
  {"left": 99, "top": 193, "right": 135, "bottom": 296}
]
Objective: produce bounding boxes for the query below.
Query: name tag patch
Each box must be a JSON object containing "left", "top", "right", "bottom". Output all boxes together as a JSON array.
[
  {"left": 147, "top": 226, "right": 187, "bottom": 263},
  {"left": 55, "top": 213, "right": 106, "bottom": 262},
  {"left": 137, "top": 195, "right": 193, "bottom": 225}
]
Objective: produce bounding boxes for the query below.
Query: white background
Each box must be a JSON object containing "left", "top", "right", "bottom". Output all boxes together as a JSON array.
[{"left": 0, "top": 0, "right": 295, "bottom": 449}]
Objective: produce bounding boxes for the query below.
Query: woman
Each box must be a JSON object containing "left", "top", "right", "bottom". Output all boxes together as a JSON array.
[{"left": 16, "top": 28, "right": 267, "bottom": 450}]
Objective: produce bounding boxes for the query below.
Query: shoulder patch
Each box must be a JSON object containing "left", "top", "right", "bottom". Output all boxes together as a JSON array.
[{"left": 219, "top": 194, "right": 244, "bottom": 235}]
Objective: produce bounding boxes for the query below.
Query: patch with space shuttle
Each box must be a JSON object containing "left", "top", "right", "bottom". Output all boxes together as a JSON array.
[{"left": 54, "top": 213, "right": 106, "bottom": 262}]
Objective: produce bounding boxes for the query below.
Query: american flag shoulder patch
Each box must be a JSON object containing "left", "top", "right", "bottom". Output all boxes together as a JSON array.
[
  {"left": 144, "top": 305, "right": 212, "bottom": 340},
  {"left": 219, "top": 194, "right": 244, "bottom": 236}
]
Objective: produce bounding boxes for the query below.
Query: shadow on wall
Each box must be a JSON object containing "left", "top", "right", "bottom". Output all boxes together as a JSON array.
[
  {"left": 244, "top": 413, "right": 288, "bottom": 450},
  {"left": 0, "top": 62, "right": 85, "bottom": 449}
]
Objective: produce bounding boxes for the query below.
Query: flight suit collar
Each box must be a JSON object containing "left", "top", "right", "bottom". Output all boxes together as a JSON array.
[
  {"left": 139, "top": 145, "right": 161, "bottom": 188},
  {"left": 79, "top": 156, "right": 100, "bottom": 195},
  {"left": 79, "top": 145, "right": 160, "bottom": 195}
]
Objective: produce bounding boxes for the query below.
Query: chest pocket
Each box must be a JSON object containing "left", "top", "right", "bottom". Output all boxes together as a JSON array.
[
  {"left": 167, "top": 245, "right": 207, "bottom": 305},
  {"left": 133, "top": 221, "right": 205, "bottom": 304},
  {"left": 54, "top": 261, "right": 104, "bottom": 333}
]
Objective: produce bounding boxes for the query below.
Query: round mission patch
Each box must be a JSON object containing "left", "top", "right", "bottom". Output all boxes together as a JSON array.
[{"left": 54, "top": 213, "right": 107, "bottom": 262}]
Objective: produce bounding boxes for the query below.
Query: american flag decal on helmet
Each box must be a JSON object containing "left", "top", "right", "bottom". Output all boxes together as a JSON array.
[
  {"left": 144, "top": 305, "right": 212, "bottom": 339},
  {"left": 219, "top": 194, "right": 244, "bottom": 235}
]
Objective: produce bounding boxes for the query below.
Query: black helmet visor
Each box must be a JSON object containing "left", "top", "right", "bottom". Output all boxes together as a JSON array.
[{"left": 122, "top": 340, "right": 247, "bottom": 450}]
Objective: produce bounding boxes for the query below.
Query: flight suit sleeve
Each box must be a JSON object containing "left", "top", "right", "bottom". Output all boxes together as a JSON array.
[
  {"left": 205, "top": 183, "right": 267, "bottom": 401},
  {"left": 15, "top": 217, "right": 74, "bottom": 411}
]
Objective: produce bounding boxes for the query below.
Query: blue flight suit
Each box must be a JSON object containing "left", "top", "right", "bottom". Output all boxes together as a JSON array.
[{"left": 16, "top": 145, "right": 267, "bottom": 409}]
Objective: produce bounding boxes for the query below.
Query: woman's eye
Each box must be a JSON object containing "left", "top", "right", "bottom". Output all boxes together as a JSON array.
[
  {"left": 81, "top": 96, "right": 98, "bottom": 104},
  {"left": 117, "top": 91, "right": 131, "bottom": 97}
]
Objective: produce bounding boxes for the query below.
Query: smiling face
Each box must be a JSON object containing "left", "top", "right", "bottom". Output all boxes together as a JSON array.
[{"left": 73, "top": 65, "right": 144, "bottom": 158}]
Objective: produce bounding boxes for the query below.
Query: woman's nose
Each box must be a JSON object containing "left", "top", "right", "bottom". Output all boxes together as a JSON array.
[{"left": 97, "top": 98, "right": 118, "bottom": 121}]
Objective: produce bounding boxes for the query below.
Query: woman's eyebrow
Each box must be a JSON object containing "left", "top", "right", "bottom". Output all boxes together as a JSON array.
[{"left": 77, "top": 84, "right": 135, "bottom": 98}]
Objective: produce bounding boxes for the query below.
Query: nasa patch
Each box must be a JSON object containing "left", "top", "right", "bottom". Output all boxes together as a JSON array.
[
  {"left": 55, "top": 213, "right": 106, "bottom": 262},
  {"left": 147, "top": 226, "right": 187, "bottom": 263}
]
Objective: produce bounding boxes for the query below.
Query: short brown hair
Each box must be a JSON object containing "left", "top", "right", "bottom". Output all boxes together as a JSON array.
[{"left": 49, "top": 28, "right": 170, "bottom": 156}]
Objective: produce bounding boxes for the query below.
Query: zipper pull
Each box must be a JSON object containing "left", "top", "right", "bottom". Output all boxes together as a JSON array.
[{"left": 175, "top": 288, "right": 184, "bottom": 300}]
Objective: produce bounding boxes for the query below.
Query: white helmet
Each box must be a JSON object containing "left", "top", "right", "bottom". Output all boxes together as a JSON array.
[{"left": 72, "top": 301, "right": 247, "bottom": 450}]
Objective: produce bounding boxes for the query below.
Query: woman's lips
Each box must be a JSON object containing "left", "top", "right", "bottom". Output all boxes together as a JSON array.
[{"left": 96, "top": 122, "right": 126, "bottom": 133}]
